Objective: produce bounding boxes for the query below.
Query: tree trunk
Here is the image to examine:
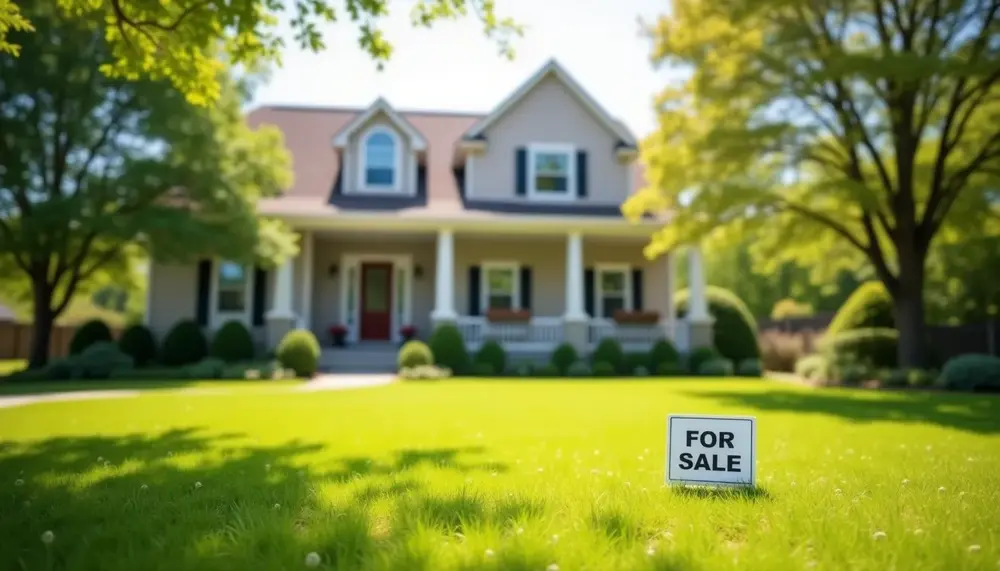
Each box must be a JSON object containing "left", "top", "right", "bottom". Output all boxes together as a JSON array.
[
  {"left": 28, "top": 280, "right": 55, "bottom": 369},
  {"left": 894, "top": 242, "right": 928, "bottom": 369}
]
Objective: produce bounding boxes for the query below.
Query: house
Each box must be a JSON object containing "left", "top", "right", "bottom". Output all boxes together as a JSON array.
[{"left": 145, "top": 60, "right": 713, "bottom": 370}]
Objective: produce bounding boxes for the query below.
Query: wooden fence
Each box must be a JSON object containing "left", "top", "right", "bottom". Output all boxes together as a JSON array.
[{"left": 0, "top": 320, "right": 115, "bottom": 360}]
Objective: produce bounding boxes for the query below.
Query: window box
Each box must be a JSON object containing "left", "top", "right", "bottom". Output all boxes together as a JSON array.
[
  {"left": 486, "top": 309, "right": 532, "bottom": 323},
  {"left": 612, "top": 310, "right": 659, "bottom": 325}
]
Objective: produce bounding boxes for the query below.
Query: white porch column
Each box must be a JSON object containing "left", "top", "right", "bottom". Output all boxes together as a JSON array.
[
  {"left": 687, "top": 245, "right": 709, "bottom": 320},
  {"left": 564, "top": 232, "right": 587, "bottom": 321},
  {"left": 431, "top": 228, "right": 457, "bottom": 321},
  {"left": 663, "top": 249, "right": 677, "bottom": 339},
  {"left": 299, "top": 231, "right": 313, "bottom": 332},
  {"left": 268, "top": 258, "right": 295, "bottom": 319}
]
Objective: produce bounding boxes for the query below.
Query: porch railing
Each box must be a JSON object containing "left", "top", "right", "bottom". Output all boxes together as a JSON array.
[
  {"left": 588, "top": 319, "right": 679, "bottom": 352},
  {"left": 455, "top": 316, "right": 564, "bottom": 351}
]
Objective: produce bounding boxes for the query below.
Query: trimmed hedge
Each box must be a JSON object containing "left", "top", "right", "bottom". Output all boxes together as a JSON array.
[
  {"left": 567, "top": 361, "right": 591, "bottom": 377},
  {"left": 475, "top": 340, "right": 507, "bottom": 374},
  {"left": 429, "top": 324, "right": 470, "bottom": 375},
  {"left": 69, "top": 319, "right": 113, "bottom": 356},
  {"left": 161, "top": 320, "right": 208, "bottom": 366},
  {"left": 210, "top": 321, "right": 256, "bottom": 363},
  {"left": 826, "top": 281, "right": 894, "bottom": 336},
  {"left": 275, "top": 329, "right": 321, "bottom": 377},
  {"left": 795, "top": 354, "right": 831, "bottom": 383},
  {"left": 550, "top": 343, "right": 578, "bottom": 375},
  {"left": 736, "top": 358, "right": 763, "bottom": 377},
  {"left": 592, "top": 339, "right": 625, "bottom": 373},
  {"left": 471, "top": 362, "right": 495, "bottom": 376},
  {"left": 398, "top": 341, "right": 433, "bottom": 370},
  {"left": 118, "top": 324, "right": 157, "bottom": 367},
  {"left": 593, "top": 361, "right": 616, "bottom": 377},
  {"left": 676, "top": 286, "right": 760, "bottom": 363},
  {"left": 648, "top": 339, "right": 680, "bottom": 370},
  {"left": 687, "top": 346, "right": 723, "bottom": 374},
  {"left": 698, "top": 358, "right": 734, "bottom": 377},
  {"left": 939, "top": 354, "right": 1000, "bottom": 391},
  {"left": 821, "top": 328, "right": 898, "bottom": 369}
]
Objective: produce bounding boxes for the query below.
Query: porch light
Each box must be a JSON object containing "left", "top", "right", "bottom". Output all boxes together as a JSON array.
[
  {"left": 328, "top": 264, "right": 339, "bottom": 277},
  {"left": 414, "top": 265, "right": 424, "bottom": 279}
]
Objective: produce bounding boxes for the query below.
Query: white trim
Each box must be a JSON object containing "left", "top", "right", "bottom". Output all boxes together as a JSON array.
[
  {"left": 357, "top": 125, "right": 405, "bottom": 194},
  {"left": 481, "top": 261, "right": 521, "bottom": 311},
  {"left": 331, "top": 97, "right": 427, "bottom": 150},
  {"left": 527, "top": 143, "right": 577, "bottom": 201},
  {"left": 300, "top": 231, "right": 314, "bottom": 332},
  {"left": 594, "top": 263, "right": 632, "bottom": 319},
  {"left": 210, "top": 260, "right": 254, "bottom": 330},
  {"left": 339, "top": 253, "right": 413, "bottom": 343},
  {"left": 465, "top": 154, "right": 475, "bottom": 198},
  {"left": 462, "top": 59, "right": 637, "bottom": 146}
]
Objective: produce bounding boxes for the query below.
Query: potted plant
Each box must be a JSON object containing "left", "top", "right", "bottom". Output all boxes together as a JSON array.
[
  {"left": 485, "top": 308, "right": 532, "bottom": 323},
  {"left": 400, "top": 325, "right": 418, "bottom": 342},
  {"left": 612, "top": 310, "right": 660, "bottom": 325},
  {"left": 328, "top": 324, "right": 348, "bottom": 347}
]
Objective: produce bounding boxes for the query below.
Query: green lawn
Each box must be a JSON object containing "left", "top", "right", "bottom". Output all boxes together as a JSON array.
[
  {"left": 1, "top": 379, "right": 997, "bottom": 570},
  {"left": 0, "top": 359, "right": 25, "bottom": 376}
]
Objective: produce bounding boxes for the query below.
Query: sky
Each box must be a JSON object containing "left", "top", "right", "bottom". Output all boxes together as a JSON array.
[{"left": 251, "top": 0, "right": 678, "bottom": 137}]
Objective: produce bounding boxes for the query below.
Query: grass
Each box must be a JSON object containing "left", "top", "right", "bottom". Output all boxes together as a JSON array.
[
  {"left": 0, "top": 378, "right": 997, "bottom": 570},
  {"left": 0, "top": 359, "right": 25, "bottom": 376}
]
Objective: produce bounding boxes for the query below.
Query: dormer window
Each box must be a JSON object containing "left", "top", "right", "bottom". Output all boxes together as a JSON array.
[
  {"left": 361, "top": 126, "right": 401, "bottom": 192},
  {"left": 528, "top": 143, "right": 576, "bottom": 200}
]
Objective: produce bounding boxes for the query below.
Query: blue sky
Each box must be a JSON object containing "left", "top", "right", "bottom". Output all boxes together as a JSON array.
[{"left": 252, "top": 0, "right": 678, "bottom": 137}]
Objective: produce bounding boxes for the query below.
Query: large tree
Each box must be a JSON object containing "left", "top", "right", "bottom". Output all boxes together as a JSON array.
[
  {"left": 1, "top": 0, "right": 520, "bottom": 104},
  {"left": 627, "top": 0, "right": 1000, "bottom": 367},
  {"left": 0, "top": 4, "right": 296, "bottom": 367}
]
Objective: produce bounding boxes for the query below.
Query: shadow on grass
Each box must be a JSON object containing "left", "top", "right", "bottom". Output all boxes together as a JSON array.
[
  {"left": 685, "top": 387, "right": 1000, "bottom": 434},
  {"left": 0, "top": 378, "right": 295, "bottom": 397},
  {"left": 670, "top": 485, "right": 771, "bottom": 502},
  {"left": 0, "top": 428, "right": 544, "bottom": 571}
]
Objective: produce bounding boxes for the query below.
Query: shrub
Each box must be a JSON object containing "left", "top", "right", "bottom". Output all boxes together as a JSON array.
[
  {"left": 46, "top": 359, "right": 75, "bottom": 381},
  {"left": 209, "top": 321, "right": 256, "bottom": 363},
  {"left": 566, "top": 361, "right": 591, "bottom": 377},
  {"left": 536, "top": 364, "right": 560, "bottom": 377},
  {"left": 118, "top": 324, "right": 157, "bottom": 367},
  {"left": 687, "top": 346, "right": 723, "bottom": 374},
  {"left": 429, "top": 324, "right": 471, "bottom": 375},
  {"left": 794, "top": 354, "right": 830, "bottom": 383},
  {"left": 837, "top": 362, "right": 873, "bottom": 386},
  {"left": 71, "top": 342, "right": 134, "bottom": 379},
  {"left": 633, "top": 365, "right": 650, "bottom": 377},
  {"left": 676, "top": 286, "right": 760, "bottom": 363},
  {"left": 624, "top": 352, "right": 649, "bottom": 376},
  {"left": 878, "top": 368, "right": 910, "bottom": 388},
  {"left": 399, "top": 365, "right": 452, "bottom": 381},
  {"left": 592, "top": 339, "right": 625, "bottom": 373},
  {"left": 398, "top": 340, "right": 433, "bottom": 369},
  {"left": 758, "top": 331, "right": 811, "bottom": 372},
  {"left": 907, "top": 369, "right": 938, "bottom": 388},
  {"left": 275, "top": 329, "right": 321, "bottom": 378},
  {"left": 186, "top": 357, "right": 226, "bottom": 379},
  {"left": 475, "top": 340, "right": 507, "bottom": 374},
  {"left": 648, "top": 339, "right": 680, "bottom": 370},
  {"left": 939, "top": 354, "right": 1000, "bottom": 391},
  {"left": 550, "top": 343, "right": 578, "bottom": 375},
  {"left": 657, "top": 362, "right": 685, "bottom": 376},
  {"left": 821, "top": 328, "right": 898, "bottom": 369},
  {"left": 771, "top": 298, "right": 814, "bottom": 319},
  {"left": 69, "top": 319, "right": 113, "bottom": 356},
  {"left": 514, "top": 363, "right": 533, "bottom": 377},
  {"left": 161, "top": 320, "right": 209, "bottom": 366},
  {"left": 698, "top": 358, "right": 734, "bottom": 377},
  {"left": 471, "top": 362, "right": 496, "bottom": 376},
  {"left": 592, "top": 361, "right": 616, "bottom": 377},
  {"left": 736, "top": 358, "right": 763, "bottom": 377},
  {"left": 826, "top": 281, "right": 894, "bottom": 336}
]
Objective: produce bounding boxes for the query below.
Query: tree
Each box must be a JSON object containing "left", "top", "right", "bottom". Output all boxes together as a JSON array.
[
  {"left": 1, "top": 0, "right": 521, "bottom": 105},
  {"left": 627, "top": 0, "right": 1000, "bottom": 367},
  {"left": 0, "top": 4, "right": 297, "bottom": 367}
]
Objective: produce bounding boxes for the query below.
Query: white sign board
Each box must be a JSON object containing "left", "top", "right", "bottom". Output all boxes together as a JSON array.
[{"left": 666, "top": 414, "right": 756, "bottom": 487}]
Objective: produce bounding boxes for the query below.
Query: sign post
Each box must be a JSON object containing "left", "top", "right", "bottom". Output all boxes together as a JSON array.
[{"left": 666, "top": 414, "right": 756, "bottom": 487}]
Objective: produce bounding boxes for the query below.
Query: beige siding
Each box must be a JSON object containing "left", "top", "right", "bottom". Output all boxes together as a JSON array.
[
  {"left": 147, "top": 262, "right": 197, "bottom": 338},
  {"left": 345, "top": 113, "right": 415, "bottom": 194},
  {"left": 471, "top": 75, "right": 629, "bottom": 206},
  {"left": 585, "top": 240, "right": 670, "bottom": 318}
]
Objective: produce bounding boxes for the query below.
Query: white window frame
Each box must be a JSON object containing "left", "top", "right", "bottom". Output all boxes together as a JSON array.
[
  {"left": 210, "top": 260, "right": 254, "bottom": 329},
  {"left": 359, "top": 125, "right": 403, "bottom": 193},
  {"left": 338, "top": 253, "right": 413, "bottom": 343},
  {"left": 594, "top": 263, "right": 632, "bottom": 319},
  {"left": 482, "top": 261, "right": 521, "bottom": 312},
  {"left": 527, "top": 143, "right": 576, "bottom": 201}
]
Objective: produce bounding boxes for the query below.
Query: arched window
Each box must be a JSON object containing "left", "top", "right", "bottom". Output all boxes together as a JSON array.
[{"left": 363, "top": 129, "right": 398, "bottom": 189}]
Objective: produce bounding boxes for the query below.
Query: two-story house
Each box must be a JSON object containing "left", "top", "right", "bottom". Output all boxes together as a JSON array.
[{"left": 144, "top": 60, "right": 713, "bottom": 370}]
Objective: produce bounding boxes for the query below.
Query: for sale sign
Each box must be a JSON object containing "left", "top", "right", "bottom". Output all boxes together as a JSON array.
[{"left": 666, "top": 414, "right": 756, "bottom": 487}]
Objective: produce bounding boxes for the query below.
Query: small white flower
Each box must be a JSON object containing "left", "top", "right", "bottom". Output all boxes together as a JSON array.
[
  {"left": 938, "top": 486, "right": 946, "bottom": 493},
  {"left": 637, "top": 455, "right": 644, "bottom": 461},
  {"left": 646, "top": 546, "right": 655, "bottom": 556},
  {"left": 14, "top": 479, "right": 24, "bottom": 486},
  {"left": 273, "top": 503, "right": 281, "bottom": 510},
  {"left": 194, "top": 481, "right": 202, "bottom": 489},
  {"left": 40, "top": 531, "right": 54, "bottom": 544},
  {"left": 491, "top": 471, "right": 498, "bottom": 477},
  {"left": 593, "top": 449, "right": 600, "bottom": 456},
  {"left": 913, "top": 528, "right": 924, "bottom": 536},
  {"left": 791, "top": 481, "right": 797, "bottom": 487},
  {"left": 97, "top": 456, "right": 103, "bottom": 462},
  {"left": 304, "top": 552, "right": 321, "bottom": 567},
  {"left": 625, "top": 481, "right": 631, "bottom": 487},
  {"left": 140, "top": 484, "right": 148, "bottom": 490},
  {"left": 968, "top": 544, "right": 981, "bottom": 553},
  {"left": 516, "top": 527, "right": 524, "bottom": 535},
  {"left": 872, "top": 531, "right": 887, "bottom": 541},
  {"left": 902, "top": 479, "right": 909, "bottom": 485},
  {"left": 537, "top": 467, "right": 544, "bottom": 473},
  {"left": 546, "top": 564, "right": 559, "bottom": 571},
  {"left": 484, "top": 548, "right": 495, "bottom": 557},
  {"left": 551, "top": 534, "right": 559, "bottom": 544},
  {"left": 835, "top": 488, "right": 842, "bottom": 495}
]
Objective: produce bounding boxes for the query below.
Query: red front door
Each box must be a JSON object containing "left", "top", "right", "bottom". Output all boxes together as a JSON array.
[{"left": 359, "top": 262, "right": 393, "bottom": 341}]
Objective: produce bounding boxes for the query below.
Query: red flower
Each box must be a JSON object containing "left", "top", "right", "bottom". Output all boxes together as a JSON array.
[
  {"left": 328, "top": 325, "right": 348, "bottom": 336},
  {"left": 400, "top": 325, "right": 417, "bottom": 337}
]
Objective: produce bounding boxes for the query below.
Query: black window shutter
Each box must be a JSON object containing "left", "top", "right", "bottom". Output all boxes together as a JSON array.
[
  {"left": 469, "top": 266, "right": 481, "bottom": 316},
  {"left": 576, "top": 150, "right": 588, "bottom": 198},
  {"left": 584, "top": 268, "right": 595, "bottom": 317},
  {"left": 252, "top": 267, "right": 267, "bottom": 326},
  {"left": 196, "top": 259, "right": 212, "bottom": 326},
  {"left": 520, "top": 267, "right": 532, "bottom": 310},
  {"left": 631, "top": 268, "right": 644, "bottom": 311},
  {"left": 515, "top": 147, "right": 527, "bottom": 196}
]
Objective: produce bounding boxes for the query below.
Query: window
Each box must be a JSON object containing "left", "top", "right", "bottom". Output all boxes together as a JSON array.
[
  {"left": 596, "top": 266, "right": 631, "bottom": 318},
  {"left": 529, "top": 144, "right": 575, "bottom": 199},
  {"left": 362, "top": 128, "right": 399, "bottom": 189},
  {"left": 483, "top": 263, "right": 519, "bottom": 310},
  {"left": 216, "top": 261, "right": 248, "bottom": 313}
]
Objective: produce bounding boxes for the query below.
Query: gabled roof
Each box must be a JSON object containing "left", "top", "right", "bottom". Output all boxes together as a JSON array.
[
  {"left": 462, "top": 59, "right": 637, "bottom": 147},
  {"left": 331, "top": 97, "right": 427, "bottom": 151}
]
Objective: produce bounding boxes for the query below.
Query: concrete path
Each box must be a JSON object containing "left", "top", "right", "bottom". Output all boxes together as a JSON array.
[{"left": 0, "top": 374, "right": 395, "bottom": 409}]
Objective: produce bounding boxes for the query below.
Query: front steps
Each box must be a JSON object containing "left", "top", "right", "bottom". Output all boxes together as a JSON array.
[{"left": 320, "top": 342, "right": 399, "bottom": 373}]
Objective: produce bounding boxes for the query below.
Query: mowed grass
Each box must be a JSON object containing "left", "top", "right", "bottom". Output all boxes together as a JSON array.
[{"left": 0, "top": 379, "right": 998, "bottom": 571}]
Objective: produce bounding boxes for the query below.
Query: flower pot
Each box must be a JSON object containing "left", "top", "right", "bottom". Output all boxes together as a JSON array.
[
  {"left": 612, "top": 311, "right": 660, "bottom": 325},
  {"left": 486, "top": 309, "right": 532, "bottom": 323}
]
